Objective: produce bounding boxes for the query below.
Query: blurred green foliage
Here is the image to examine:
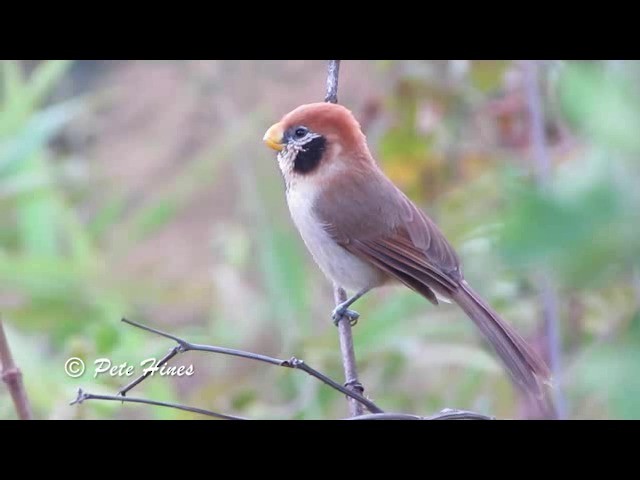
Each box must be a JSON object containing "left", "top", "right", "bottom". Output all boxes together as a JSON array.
[
  {"left": 1, "top": 60, "right": 639, "bottom": 420},
  {"left": 558, "top": 61, "right": 640, "bottom": 153}
]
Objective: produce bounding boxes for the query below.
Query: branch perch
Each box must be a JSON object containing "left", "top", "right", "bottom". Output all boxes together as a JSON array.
[
  {"left": 349, "top": 410, "right": 496, "bottom": 420},
  {"left": 0, "top": 317, "right": 33, "bottom": 420},
  {"left": 322, "top": 60, "right": 495, "bottom": 420},
  {"left": 72, "top": 388, "right": 247, "bottom": 420},
  {"left": 333, "top": 285, "right": 365, "bottom": 416},
  {"left": 117, "top": 317, "right": 383, "bottom": 414},
  {"left": 325, "top": 60, "right": 341, "bottom": 104},
  {"left": 71, "top": 317, "right": 491, "bottom": 420},
  {"left": 324, "top": 60, "right": 367, "bottom": 417},
  {"left": 72, "top": 388, "right": 493, "bottom": 420}
]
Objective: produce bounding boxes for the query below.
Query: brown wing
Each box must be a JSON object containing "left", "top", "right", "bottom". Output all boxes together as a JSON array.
[
  {"left": 314, "top": 166, "right": 463, "bottom": 304},
  {"left": 315, "top": 165, "right": 554, "bottom": 406}
]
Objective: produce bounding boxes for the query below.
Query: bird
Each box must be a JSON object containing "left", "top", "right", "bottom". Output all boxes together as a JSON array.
[{"left": 263, "top": 101, "right": 554, "bottom": 413}]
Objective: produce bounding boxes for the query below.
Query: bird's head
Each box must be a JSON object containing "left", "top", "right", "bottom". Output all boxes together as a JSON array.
[{"left": 263, "top": 102, "right": 372, "bottom": 180}]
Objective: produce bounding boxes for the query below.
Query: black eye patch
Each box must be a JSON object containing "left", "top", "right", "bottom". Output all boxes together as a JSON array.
[{"left": 293, "top": 136, "right": 326, "bottom": 174}]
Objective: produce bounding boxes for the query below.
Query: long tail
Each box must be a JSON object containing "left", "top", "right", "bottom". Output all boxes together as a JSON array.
[{"left": 451, "top": 280, "right": 556, "bottom": 417}]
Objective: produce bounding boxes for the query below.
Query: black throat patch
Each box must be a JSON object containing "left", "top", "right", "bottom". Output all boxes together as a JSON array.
[{"left": 293, "top": 136, "right": 326, "bottom": 174}]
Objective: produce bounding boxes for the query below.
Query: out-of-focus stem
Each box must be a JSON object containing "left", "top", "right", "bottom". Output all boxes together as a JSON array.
[{"left": 523, "top": 60, "right": 567, "bottom": 419}]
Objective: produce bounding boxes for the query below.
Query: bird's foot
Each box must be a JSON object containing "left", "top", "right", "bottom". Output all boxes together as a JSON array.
[{"left": 332, "top": 305, "right": 360, "bottom": 327}]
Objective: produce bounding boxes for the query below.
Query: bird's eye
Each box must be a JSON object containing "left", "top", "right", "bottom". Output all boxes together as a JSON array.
[{"left": 294, "top": 127, "right": 308, "bottom": 138}]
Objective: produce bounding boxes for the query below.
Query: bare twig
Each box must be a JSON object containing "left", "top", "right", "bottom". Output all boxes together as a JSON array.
[
  {"left": 333, "top": 286, "right": 365, "bottom": 416},
  {"left": 325, "top": 60, "right": 341, "bottom": 104},
  {"left": 523, "top": 59, "right": 565, "bottom": 420},
  {"left": 69, "top": 318, "right": 493, "bottom": 420},
  {"left": 350, "top": 409, "right": 495, "bottom": 421},
  {"left": 348, "top": 413, "right": 427, "bottom": 420},
  {"left": 324, "top": 59, "right": 368, "bottom": 417},
  {"left": 71, "top": 388, "right": 247, "bottom": 420},
  {"left": 425, "top": 408, "right": 496, "bottom": 420},
  {"left": 72, "top": 388, "right": 492, "bottom": 421},
  {"left": 0, "top": 317, "right": 33, "bottom": 420},
  {"left": 117, "top": 318, "right": 383, "bottom": 414},
  {"left": 118, "top": 345, "right": 181, "bottom": 396}
]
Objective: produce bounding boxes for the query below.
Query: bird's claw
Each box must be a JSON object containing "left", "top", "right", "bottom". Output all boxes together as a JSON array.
[{"left": 332, "top": 306, "right": 360, "bottom": 327}]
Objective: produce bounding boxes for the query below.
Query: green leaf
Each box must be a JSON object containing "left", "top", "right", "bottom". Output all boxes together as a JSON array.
[
  {"left": 1, "top": 60, "right": 25, "bottom": 105},
  {"left": 0, "top": 99, "right": 82, "bottom": 175},
  {"left": 16, "top": 174, "right": 58, "bottom": 256},
  {"left": 25, "top": 60, "right": 74, "bottom": 107},
  {"left": 0, "top": 169, "right": 51, "bottom": 200},
  {"left": 0, "top": 61, "right": 73, "bottom": 135},
  {"left": 0, "top": 61, "right": 26, "bottom": 131}
]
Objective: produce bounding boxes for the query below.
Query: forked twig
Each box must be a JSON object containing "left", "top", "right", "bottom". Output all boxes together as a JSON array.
[
  {"left": 117, "top": 317, "right": 383, "bottom": 414},
  {"left": 69, "top": 317, "right": 493, "bottom": 420},
  {"left": 71, "top": 388, "right": 247, "bottom": 420},
  {"left": 72, "top": 388, "right": 492, "bottom": 420}
]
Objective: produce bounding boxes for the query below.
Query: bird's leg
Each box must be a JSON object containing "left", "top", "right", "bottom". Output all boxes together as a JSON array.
[{"left": 332, "top": 288, "right": 371, "bottom": 327}]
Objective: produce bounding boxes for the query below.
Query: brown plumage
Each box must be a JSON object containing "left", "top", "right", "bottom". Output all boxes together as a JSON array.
[{"left": 264, "top": 102, "right": 554, "bottom": 414}]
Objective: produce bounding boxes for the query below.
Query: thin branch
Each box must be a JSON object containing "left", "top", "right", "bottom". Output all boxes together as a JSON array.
[
  {"left": 333, "top": 286, "right": 365, "bottom": 417},
  {"left": 350, "top": 410, "right": 495, "bottom": 421},
  {"left": 0, "top": 317, "right": 33, "bottom": 420},
  {"left": 425, "top": 408, "right": 496, "bottom": 420},
  {"left": 117, "top": 317, "right": 383, "bottom": 414},
  {"left": 523, "top": 59, "right": 566, "bottom": 420},
  {"left": 71, "top": 388, "right": 247, "bottom": 420},
  {"left": 348, "top": 413, "right": 425, "bottom": 420},
  {"left": 118, "top": 345, "right": 181, "bottom": 396},
  {"left": 325, "top": 60, "right": 341, "bottom": 104},
  {"left": 71, "top": 388, "right": 492, "bottom": 421},
  {"left": 324, "top": 59, "right": 368, "bottom": 417},
  {"left": 73, "top": 318, "right": 494, "bottom": 420}
]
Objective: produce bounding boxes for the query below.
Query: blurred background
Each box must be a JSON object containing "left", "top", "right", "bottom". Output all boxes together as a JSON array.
[{"left": 1, "top": 60, "right": 639, "bottom": 420}]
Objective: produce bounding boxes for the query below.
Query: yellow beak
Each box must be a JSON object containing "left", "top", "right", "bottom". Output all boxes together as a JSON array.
[{"left": 263, "top": 122, "right": 285, "bottom": 151}]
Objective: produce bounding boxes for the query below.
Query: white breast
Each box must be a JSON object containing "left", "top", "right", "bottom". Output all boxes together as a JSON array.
[{"left": 286, "top": 180, "right": 382, "bottom": 292}]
